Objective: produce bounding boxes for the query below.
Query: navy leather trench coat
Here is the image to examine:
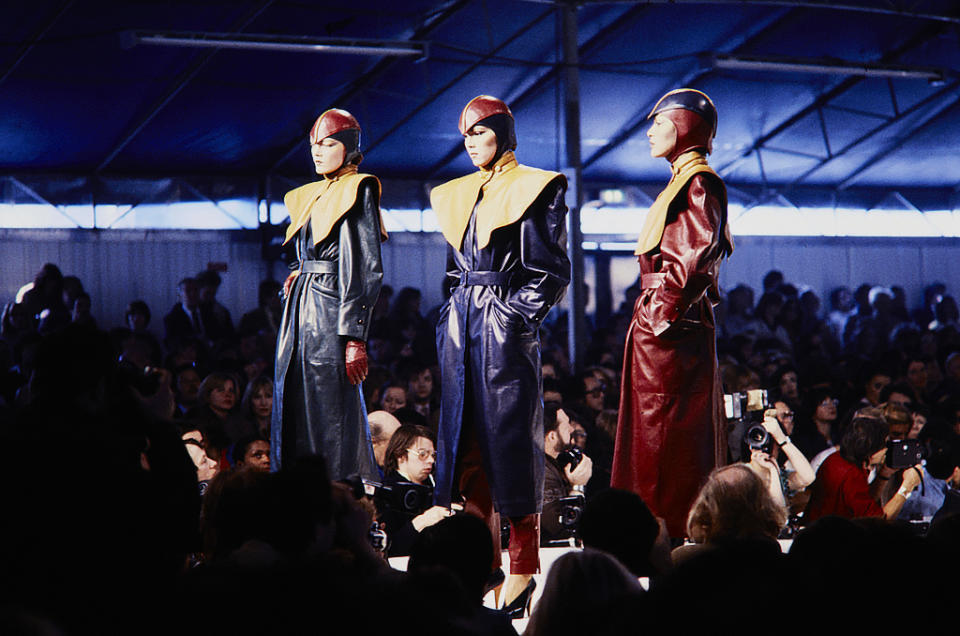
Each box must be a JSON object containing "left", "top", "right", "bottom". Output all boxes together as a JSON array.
[
  {"left": 271, "top": 175, "right": 382, "bottom": 480},
  {"left": 433, "top": 157, "right": 570, "bottom": 517}
]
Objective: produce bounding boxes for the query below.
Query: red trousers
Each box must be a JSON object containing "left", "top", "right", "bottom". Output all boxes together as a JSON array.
[{"left": 456, "top": 425, "right": 540, "bottom": 574}]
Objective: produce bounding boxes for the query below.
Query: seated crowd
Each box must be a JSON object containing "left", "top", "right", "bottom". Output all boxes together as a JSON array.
[{"left": 0, "top": 262, "right": 959, "bottom": 633}]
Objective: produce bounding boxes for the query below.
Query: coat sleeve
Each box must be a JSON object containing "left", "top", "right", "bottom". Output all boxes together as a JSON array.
[
  {"left": 641, "top": 173, "right": 725, "bottom": 338},
  {"left": 337, "top": 178, "right": 384, "bottom": 341},
  {"left": 509, "top": 176, "right": 571, "bottom": 328}
]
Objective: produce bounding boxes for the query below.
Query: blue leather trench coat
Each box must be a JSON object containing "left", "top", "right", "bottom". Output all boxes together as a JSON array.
[{"left": 433, "top": 163, "right": 570, "bottom": 517}]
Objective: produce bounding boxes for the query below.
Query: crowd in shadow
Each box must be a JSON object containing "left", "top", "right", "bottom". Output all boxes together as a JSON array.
[{"left": 1, "top": 262, "right": 959, "bottom": 633}]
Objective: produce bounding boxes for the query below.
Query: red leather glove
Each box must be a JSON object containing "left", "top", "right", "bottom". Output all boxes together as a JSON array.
[{"left": 345, "top": 340, "right": 368, "bottom": 385}]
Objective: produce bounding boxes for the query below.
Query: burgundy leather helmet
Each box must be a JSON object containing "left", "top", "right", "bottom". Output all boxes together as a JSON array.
[
  {"left": 309, "top": 108, "right": 361, "bottom": 144},
  {"left": 458, "top": 95, "right": 513, "bottom": 135},
  {"left": 647, "top": 88, "right": 717, "bottom": 155}
]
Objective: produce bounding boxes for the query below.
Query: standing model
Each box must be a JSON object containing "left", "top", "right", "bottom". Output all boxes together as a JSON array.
[
  {"left": 611, "top": 89, "right": 733, "bottom": 538},
  {"left": 271, "top": 108, "right": 386, "bottom": 480},
  {"left": 431, "top": 95, "right": 570, "bottom": 608}
]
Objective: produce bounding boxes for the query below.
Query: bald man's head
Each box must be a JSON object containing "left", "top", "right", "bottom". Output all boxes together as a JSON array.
[{"left": 368, "top": 410, "right": 401, "bottom": 468}]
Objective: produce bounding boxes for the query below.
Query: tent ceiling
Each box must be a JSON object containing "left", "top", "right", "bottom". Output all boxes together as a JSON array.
[{"left": 3, "top": 0, "right": 960, "bottom": 207}]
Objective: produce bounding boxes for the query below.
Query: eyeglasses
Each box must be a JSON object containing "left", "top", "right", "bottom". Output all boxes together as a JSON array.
[
  {"left": 406, "top": 448, "right": 437, "bottom": 461},
  {"left": 571, "top": 430, "right": 588, "bottom": 441},
  {"left": 585, "top": 384, "right": 607, "bottom": 397}
]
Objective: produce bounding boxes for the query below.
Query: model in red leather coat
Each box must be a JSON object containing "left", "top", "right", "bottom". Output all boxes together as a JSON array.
[{"left": 611, "top": 89, "right": 733, "bottom": 538}]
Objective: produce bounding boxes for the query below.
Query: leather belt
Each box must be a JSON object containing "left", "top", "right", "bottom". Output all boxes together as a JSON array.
[
  {"left": 460, "top": 271, "right": 511, "bottom": 286},
  {"left": 641, "top": 273, "right": 665, "bottom": 289},
  {"left": 299, "top": 260, "right": 337, "bottom": 274}
]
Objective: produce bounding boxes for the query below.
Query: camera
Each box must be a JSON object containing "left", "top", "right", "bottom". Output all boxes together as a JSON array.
[
  {"left": 744, "top": 423, "right": 774, "bottom": 454},
  {"left": 557, "top": 446, "right": 583, "bottom": 472},
  {"left": 726, "top": 389, "right": 770, "bottom": 462},
  {"left": 886, "top": 438, "right": 924, "bottom": 470},
  {"left": 361, "top": 478, "right": 434, "bottom": 514},
  {"left": 558, "top": 494, "right": 585, "bottom": 530}
]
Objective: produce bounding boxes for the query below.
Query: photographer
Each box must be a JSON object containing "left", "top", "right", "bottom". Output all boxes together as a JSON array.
[
  {"left": 743, "top": 410, "right": 815, "bottom": 512},
  {"left": 542, "top": 404, "right": 593, "bottom": 543},
  {"left": 805, "top": 415, "right": 924, "bottom": 523},
  {"left": 376, "top": 425, "right": 450, "bottom": 556}
]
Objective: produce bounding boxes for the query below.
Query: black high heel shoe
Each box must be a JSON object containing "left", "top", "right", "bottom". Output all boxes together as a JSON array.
[{"left": 502, "top": 577, "right": 536, "bottom": 619}]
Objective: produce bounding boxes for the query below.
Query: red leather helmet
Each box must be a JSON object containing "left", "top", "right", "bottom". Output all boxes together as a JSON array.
[
  {"left": 458, "top": 95, "right": 513, "bottom": 135},
  {"left": 647, "top": 88, "right": 717, "bottom": 156},
  {"left": 309, "top": 108, "right": 361, "bottom": 145}
]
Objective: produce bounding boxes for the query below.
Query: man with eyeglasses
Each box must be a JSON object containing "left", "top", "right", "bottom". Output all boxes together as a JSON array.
[{"left": 377, "top": 424, "right": 452, "bottom": 556}]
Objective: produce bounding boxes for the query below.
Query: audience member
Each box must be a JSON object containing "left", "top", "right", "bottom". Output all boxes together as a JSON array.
[
  {"left": 804, "top": 415, "right": 924, "bottom": 522},
  {"left": 368, "top": 409, "right": 401, "bottom": 470},
  {"left": 541, "top": 404, "right": 593, "bottom": 544}
]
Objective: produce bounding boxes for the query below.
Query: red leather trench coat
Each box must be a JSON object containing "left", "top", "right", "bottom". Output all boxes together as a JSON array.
[{"left": 611, "top": 157, "right": 731, "bottom": 538}]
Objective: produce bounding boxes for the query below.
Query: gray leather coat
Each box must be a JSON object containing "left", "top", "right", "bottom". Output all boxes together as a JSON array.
[{"left": 271, "top": 177, "right": 382, "bottom": 480}]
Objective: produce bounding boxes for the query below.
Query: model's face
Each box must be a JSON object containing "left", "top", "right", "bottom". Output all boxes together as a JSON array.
[
  {"left": 311, "top": 137, "right": 346, "bottom": 175},
  {"left": 397, "top": 437, "right": 436, "bottom": 484},
  {"left": 242, "top": 440, "right": 271, "bottom": 472},
  {"left": 464, "top": 124, "right": 498, "bottom": 167},
  {"left": 647, "top": 113, "right": 677, "bottom": 159},
  {"left": 382, "top": 387, "right": 406, "bottom": 413},
  {"left": 252, "top": 385, "right": 273, "bottom": 419},
  {"left": 209, "top": 380, "right": 236, "bottom": 413}
]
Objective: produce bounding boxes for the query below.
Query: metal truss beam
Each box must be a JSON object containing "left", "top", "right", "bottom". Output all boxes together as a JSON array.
[
  {"left": 837, "top": 88, "right": 960, "bottom": 190},
  {"left": 582, "top": 6, "right": 792, "bottom": 170},
  {"left": 426, "top": 3, "right": 652, "bottom": 177},
  {"left": 97, "top": 0, "right": 276, "bottom": 174},
  {"left": 526, "top": 0, "right": 960, "bottom": 25},
  {"left": 0, "top": 0, "right": 75, "bottom": 88},
  {"left": 362, "top": 7, "right": 555, "bottom": 156},
  {"left": 716, "top": 22, "right": 950, "bottom": 177},
  {"left": 268, "top": 0, "right": 472, "bottom": 173}
]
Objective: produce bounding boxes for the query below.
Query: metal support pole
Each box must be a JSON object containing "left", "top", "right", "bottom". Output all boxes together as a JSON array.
[
  {"left": 560, "top": 2, "right": 586, "bottom": 373},
  {"left": 594, "top": 251, "right": 612, "bottom": 328}
]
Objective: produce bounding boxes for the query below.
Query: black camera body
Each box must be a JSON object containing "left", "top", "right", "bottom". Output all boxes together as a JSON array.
[
  {"left": 374, "top": 481, "right": 434, "bottom": 515},
  {"left": 557, "top": 494, "right": 585, "bottom": 530},
  {"left": 744, "top": 423, "right": 774, "bottom": 455},
  {"left": 887, "top": 438, "right": 924, "bottom": 470},
  {"left": 557, "top": 446, "right": 583, "bottom": 472}
]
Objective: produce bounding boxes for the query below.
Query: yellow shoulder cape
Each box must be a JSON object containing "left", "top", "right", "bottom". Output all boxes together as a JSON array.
[
  {"left": 430, "top": 151, "right": 563, "bottom": 250},
  {"left": 634, "top": 151, "right": 734, "bottom": 255},
  {"left": 283, "top": 166, "right": 388, "bottom": 246}
]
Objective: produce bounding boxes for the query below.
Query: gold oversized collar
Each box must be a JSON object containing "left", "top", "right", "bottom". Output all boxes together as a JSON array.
[
  {"left": 633, "top": 151, "right": 733, "bottom": 255},
  {"left": 430, "top": 151, "right": 563, "bottom": 250},
  {"left": 283, "top": 164, "right": 388, "bottom": 245}
]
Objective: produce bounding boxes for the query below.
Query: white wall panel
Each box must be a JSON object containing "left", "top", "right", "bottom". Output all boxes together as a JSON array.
[{"left": 1, "top": 231, "right": 957, "bottom": 342}]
